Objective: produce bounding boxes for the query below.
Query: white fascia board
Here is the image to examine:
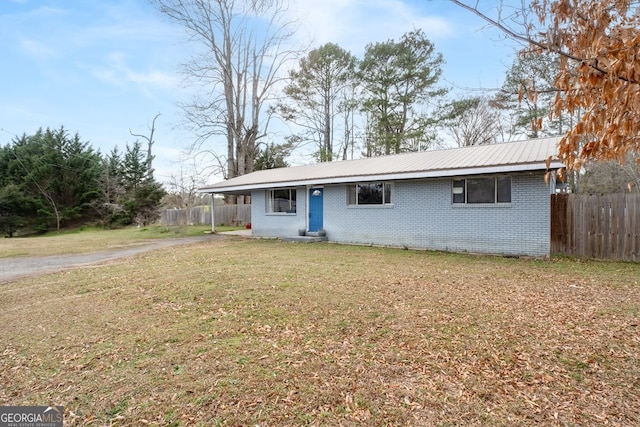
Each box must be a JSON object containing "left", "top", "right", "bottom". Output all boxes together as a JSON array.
[{"left": 198, "top": 161, "right": 564, "bottom": 194}]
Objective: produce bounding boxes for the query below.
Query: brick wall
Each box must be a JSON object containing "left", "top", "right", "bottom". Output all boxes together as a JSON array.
[
  {"left": 251, "top": 188, "right": 307, "bottom": 237},
  {"left": 251, "top": 173, "right": 551, "bottom": 257}
]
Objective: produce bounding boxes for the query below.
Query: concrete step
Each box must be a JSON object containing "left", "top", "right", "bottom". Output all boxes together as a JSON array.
[{"left": 282, "top": 235, "right": 327, "bottom": 243}]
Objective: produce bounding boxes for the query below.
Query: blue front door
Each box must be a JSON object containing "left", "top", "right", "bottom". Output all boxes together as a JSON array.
[{"left": 308, "top": 187, "right": 323, "bottom": 232}]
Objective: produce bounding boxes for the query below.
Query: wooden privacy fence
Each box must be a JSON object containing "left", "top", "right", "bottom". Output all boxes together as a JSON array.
[
  {"left": 551, "top": 193, "right": 640, "bottom": 262},
  {"left": 160, "top": 205, "right": 251, "bottom": 227}
]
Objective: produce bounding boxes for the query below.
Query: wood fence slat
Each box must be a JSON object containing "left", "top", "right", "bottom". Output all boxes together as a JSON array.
[
  {"left": 568, "top": 193, "right": 575, "bottom": 255},
  {"left": 603, "top": 196, "right": 610, "bottom": 259},
  {"left": 631, "top": 193, "right": 637, "bottom": 262}
]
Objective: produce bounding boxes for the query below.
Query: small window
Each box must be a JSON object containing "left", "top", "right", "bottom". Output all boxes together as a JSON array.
[
  {"left": 348, "top": 182, "right": 392, "bottom": 205},
  {"left": 497, "top": 177, "right": 511, "bottom": 203},
  {"left": 452, "top": 179, "right": 465, "bottom": 204},
  {"left": 266, "top": 188, "right": 296, "bottom": 213},
  {"left": 452, "top": 177, "right": 511, "bottom": 204}
]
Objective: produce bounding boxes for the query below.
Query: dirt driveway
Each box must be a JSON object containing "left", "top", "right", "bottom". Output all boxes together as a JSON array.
[{"left": 0, "top": 235, "right": 227, "bottom": 284}]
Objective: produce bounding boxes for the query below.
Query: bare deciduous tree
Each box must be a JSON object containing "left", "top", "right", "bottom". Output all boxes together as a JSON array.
[
  {"left": 152, "top": 0, "right": 298, "bottom": 202},
  {"left": 164, "top": 157, "right": 210, "bottom": 222},
  {"left": 129, "top": 112, "right": 161, "bottom": 180},
  {"left": 580, "top": 152, "right": 640, "bottom": 194},
  {"left": 438, "top": 97, "right": 499, "bottom": 147}
]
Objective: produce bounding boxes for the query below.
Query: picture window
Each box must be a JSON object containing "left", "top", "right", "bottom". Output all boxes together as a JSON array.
[
  {"left": 452, "top": 177, "right": 511, "bottom": 204},
  {"left": 348, "top": 182, "right": 392, "bottom": 205},
  {"left": 266, "top": 188, "right": 296, "bottom": 213}
]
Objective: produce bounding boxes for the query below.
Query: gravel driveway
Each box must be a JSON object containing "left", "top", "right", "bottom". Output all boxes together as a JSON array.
[{"left": 0, "top": 235, "right": 227, "bottom": 284}]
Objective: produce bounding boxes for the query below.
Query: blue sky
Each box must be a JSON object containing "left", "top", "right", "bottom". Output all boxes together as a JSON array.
[{"left": 0, "top": 0, "right": 525, "bottom": 183}]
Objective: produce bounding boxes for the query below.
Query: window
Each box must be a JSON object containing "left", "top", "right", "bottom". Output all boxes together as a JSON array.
[
  {"left": 496, "top": 177, "right": 511, "bottom": 203},
  {"left": 452, "top": 177, "right": 511, "bottom": 204},
  {"left": 266, "top": 189, "right": 296, "bottom": 213},
  {"left": 348, "top": 182, "right": 392, "bottom": 205}
]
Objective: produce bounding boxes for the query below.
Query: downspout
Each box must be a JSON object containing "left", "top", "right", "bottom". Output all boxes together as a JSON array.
[{"left": 550, "top": 172, "right": 557, "bottom": 194}]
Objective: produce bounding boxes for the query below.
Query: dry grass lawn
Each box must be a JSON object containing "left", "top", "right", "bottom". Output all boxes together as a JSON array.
[
  {"left": 0, "top": 225, "right": 215, "bottom": 258},
  {"left": 1, "top": 235, "right": 639, "bottom": 426}
]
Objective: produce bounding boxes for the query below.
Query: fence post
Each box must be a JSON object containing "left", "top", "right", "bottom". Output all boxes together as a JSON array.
[{"left": 210, "top": 194, "right": 216, "bottom": 233}]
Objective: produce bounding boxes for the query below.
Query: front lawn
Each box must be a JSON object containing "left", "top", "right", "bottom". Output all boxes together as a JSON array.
[{"left": 1, "top": 238, "right": 638, "bottom": 425}]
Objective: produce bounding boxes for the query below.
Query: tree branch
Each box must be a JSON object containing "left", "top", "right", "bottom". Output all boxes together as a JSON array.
[{"left": 447, "top": 0, "right": 639, "bottom": 85}]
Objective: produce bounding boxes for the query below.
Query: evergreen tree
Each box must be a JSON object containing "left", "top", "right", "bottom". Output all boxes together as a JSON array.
[
  {"left": 0, "top": 183, "right": 37, "bottom": 237},
  {"left": 129, "top": 181, "right": 166, "bottom": 226},
  {"left": 123, "top": 141, "right": 148, "bottom": 193},
  {"left": 120, "top": 141, "right": 166, "bottom": 226},
  {"left": 493, "top": 52, "right": 562, "bottom": 139},
  {"left": 0, "top": 127, "right": 167, "bottom": 233},
  {"left": 358, "top": 29, "right": 446, "bottom": 155},
  {"left": 278, "top": 43, "right": 357, "bottom": 162},
  {"left": 254, "top": 142, "right": 292, "bottom": 170},
  {"left": 1, "top": 127, "right": 102, "bottom": 232},
  {"left": 94, "top": 147, "right": 127, "bottom": 227}
]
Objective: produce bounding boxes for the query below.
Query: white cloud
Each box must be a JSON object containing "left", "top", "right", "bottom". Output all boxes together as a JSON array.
[
  {"left": 18, "top": 38, "right": 57, "bottom": 58},
  {"left": 128, "top": 70, "right": 179, "bottom": 88},
  {"left": 89, "top": 51, "right": 179, "bottom": 93},
  {"left": 289, "top": 0, "right": 453, "bottom": 54}
]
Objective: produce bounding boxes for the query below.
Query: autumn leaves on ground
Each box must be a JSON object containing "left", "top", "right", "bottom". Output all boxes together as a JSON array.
[{"left": 1, "top": 233, "right": 639, "bottom": 426}]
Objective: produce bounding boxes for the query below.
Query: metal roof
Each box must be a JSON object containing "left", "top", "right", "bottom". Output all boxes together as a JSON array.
[{"left": 199, "top": 136, "right": 564, "bottom": 194}]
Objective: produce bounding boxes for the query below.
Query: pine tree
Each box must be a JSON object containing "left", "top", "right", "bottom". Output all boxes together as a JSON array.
[
  {"left": 120, "top": 141, "right": 166, "bottom": 226},
  {"left": 358, "top": 30, "right": 446, "bottom": 155}
]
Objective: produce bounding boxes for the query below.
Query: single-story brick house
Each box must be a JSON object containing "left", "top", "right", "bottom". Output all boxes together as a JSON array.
[{"left": 199, "top": 137, "right": 564, "bottom": 257}]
